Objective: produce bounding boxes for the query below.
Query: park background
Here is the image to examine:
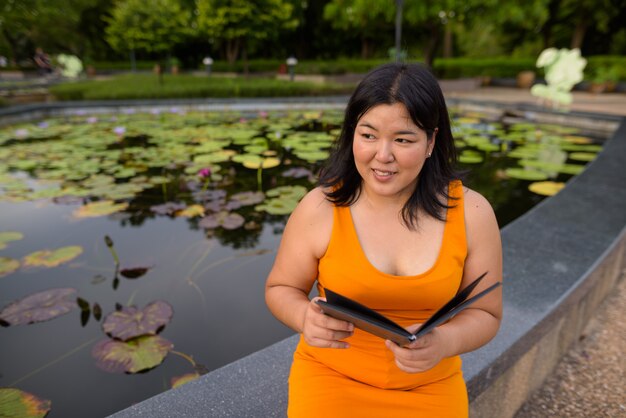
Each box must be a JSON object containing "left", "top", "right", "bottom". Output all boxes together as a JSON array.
[{"left": 1, "top": 0, "right": 626, "bottom": 103}]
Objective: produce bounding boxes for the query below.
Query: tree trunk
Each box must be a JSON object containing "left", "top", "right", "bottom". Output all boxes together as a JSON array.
[
  {"left": 423, "top": 25, "right": 442, "bottom": 68},
  {"left": 2, "top": 28, "right": 20, "bottom": 65},
  {"left": 361, "top": 37, "right": 371, "bottom": 59},
  {"left": 225, "top": 39, "right": 240, "bottom": 65},
  {"left": 442, "top": 22, "right": 453, "bottom": 58},
  {"left": 541, "top": 0, "right": 562, "bottom": 49},
  {"left": 242, "top": 39, "right": 249, "bottom": 76},
  {"left": 570, "top": 14, "right": 589, "bottom": 49}
]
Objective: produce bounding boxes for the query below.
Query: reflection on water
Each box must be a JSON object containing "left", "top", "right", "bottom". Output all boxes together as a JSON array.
[{"left": 0, "top": 108, "right": 607, "bottom": 417}]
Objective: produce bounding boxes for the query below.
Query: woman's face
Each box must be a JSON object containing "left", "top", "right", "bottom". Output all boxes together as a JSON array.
[{"left": 352, "top": 103, "right": 435, "bottom": 201}]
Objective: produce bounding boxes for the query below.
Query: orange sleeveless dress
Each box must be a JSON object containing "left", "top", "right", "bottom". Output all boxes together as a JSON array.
[{"left": 288, "top": 180, "right": 468, "bottom": 417}]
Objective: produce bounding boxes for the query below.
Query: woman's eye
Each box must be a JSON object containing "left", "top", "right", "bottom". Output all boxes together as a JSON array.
[
  {"left": 395, "top": 138, "right": 411, "bottom": 143},
  {"left": 362, "top": 133, "right": 375, "bottom": 140}
]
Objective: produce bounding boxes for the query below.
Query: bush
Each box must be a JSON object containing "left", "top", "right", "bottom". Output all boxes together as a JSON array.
[
  {"left": 432, "top": 57, "right": 536, "bottom": 79},
  {"left": 48, "top": 74, "right": 356, "bottom": 101},
  {"left": 585, "top": 56, "right": 626, "bottom": 82}
]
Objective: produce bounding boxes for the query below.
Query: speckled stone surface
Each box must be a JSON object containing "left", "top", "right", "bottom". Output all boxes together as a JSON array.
[{"left": 106, "top": 109, "right": 626, "bottom": 418}]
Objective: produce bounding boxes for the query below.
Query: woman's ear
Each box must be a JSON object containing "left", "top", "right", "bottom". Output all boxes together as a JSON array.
[{"left": 428, "top": 128, "right": 438, "bottom": 155}]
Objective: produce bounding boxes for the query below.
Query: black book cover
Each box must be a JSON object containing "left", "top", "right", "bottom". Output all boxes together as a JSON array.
[{"left": 316, "top": 272, "right": 501, "bottom": 346}]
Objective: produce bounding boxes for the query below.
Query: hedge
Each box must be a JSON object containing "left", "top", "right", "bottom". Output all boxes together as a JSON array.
[{"left": 48, "top": 74, "right": 356, "bottom": 101}]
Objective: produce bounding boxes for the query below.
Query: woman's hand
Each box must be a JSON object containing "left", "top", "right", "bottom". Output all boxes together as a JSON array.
[
  {"left": 384, "top": 324, "right": 448, "bottom": 373},
  {"left": 301, "top": 297, "right": 354, "bottom": 349}
]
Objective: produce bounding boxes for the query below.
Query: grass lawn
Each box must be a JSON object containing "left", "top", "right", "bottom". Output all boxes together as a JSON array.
[{"left": 49, "top": 73, "right": 356, "bottom": 101}]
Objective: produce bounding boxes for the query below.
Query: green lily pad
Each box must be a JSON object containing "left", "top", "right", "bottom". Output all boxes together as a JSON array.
[
  {"left": 0, "top": 257, "right": 20, "bottom": 277},
  {"left": 0, "top": 388, "right": 51, "bottom": 418},
  {"left": 528, "top": 181, "right": 565, "bottom": 196},
  {"left": 0, "top": 288, "right": 78, "bottom": 325},
  {"left": 458, "top": 150, "right": 484, "bottom": 164},
  {"left": 255, "top": 186, "right": 307, "bottom": 215},
  {"left": 23, "top": 246, "right": 83, "bottom": 268},
  {"left": 293, "top": 150, "right": 329, "bottom": 162},
  {"left": 0, "top": 231, "right": 24, "bottom": 250},
  {"left": 102, "top": 301, "right": 174, "bottom": 341},
  {"left": 504, "top": 168, "right": 549, "bottom": 181},
  {"left": 170, "top": 372, "right": 201, "bottom": 389},
  {"left": 92, "top": 334, "right": 173, "bottom": 374},
  {"left": 73, "top": 201, "right": 129, "bottom": 218},
  {"left": 568, "top": 152, "right": 597, "bottom": 162}
]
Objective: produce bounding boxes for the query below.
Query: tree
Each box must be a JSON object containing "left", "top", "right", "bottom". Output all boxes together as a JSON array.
[
  {"left": 196, "top": 0, "right": 298, "bottom": 70},
  {"left": 106, "top": 0, "right": 191, "bottom": 72},
  {"left": 0, "top": 0, "right": 96, "bottom": 64},
  {"left": 323, "top": 0, "right": 395, "bottom": 59}
]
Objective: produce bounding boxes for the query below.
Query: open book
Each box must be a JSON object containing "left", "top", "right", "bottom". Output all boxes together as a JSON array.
[{"left": 316, "top": 272, "right": 501, "bottom": 346}]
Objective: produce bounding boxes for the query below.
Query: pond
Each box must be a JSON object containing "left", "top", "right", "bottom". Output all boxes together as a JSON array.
[{"left": 0, "top": 106, "right": 606, "bottom": 417}]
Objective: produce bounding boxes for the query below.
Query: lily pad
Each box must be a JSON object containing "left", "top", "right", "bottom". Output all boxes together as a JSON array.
[
  {"left": 150, "top": 202, "right": 187, "bottom": 216},
  {"left": 282, "top": 167, "right": 313, "bottom": 178},
  {"left": 0, "top": 288, "right": 78, "bottom": 325},
  {"left": 92, "top": 334, "right": 173, "bottom": 374},
  {"left": 568, "top": 152, "right": 596, "bottom": 162},
  {"left": 199, "top": 211, "right": 246, "bottom": 230},
  {"left": 229, "top": 191, "right": 265, "bottom": 206},
  {"left": 170, "top": 372, "right": 200, "bottom": 389},
  {"left": 458, "top": 150, "right": 484, "bottom": 164},
  {"left": 102, "top": 300, "right": 174, "bottom": 341},
  {"left": 504, "top": 168, "right": 549, "bottom": 181},
  {"left": 528, "top": 181, "right": 566, "bottom": 196},
  {"left": 233, "top": 154, "right": 281, "bottom": 169},
  {"left": 22, "top": 246, "right": 83, "bottom": 268},
  {"left": 74, "top": 201, "right": 129, "bottom": 218},
  {"left": 0, "top": 231, "right": 24, "bottom": 250},
  {"left": 0, "top": 388, "right": 51, "bottom": 418},
  {"left": 0, "top": 257, "right": 20, "bottom": 277},
  {"left": 176, "top": 204, "right": 205, "bottom": 218},
  {"left": 119, "top": 266, "right": 152, "bottom": 279}
]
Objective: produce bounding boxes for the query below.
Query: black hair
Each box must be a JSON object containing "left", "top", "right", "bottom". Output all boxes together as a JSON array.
[{"left": 318, "top": 63, "right": 459, "bottom": 229}]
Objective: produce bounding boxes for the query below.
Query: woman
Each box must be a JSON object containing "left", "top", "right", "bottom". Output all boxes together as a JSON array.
[{"left": 265, "top": 63, "right": 502, "bottom": 417}]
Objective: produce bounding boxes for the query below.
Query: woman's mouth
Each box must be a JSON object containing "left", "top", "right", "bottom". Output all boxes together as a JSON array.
[{"left": 372, "top": 168, "right": 395, "bottom": 178}]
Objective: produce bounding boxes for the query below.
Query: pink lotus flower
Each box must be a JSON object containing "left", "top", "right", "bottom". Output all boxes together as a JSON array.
[{"left": 198, "top": 168, "right": 212, "bottom": 178}]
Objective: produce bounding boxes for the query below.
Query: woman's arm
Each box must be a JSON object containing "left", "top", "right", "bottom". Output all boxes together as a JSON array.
[
  {"left": 265, "top": 187, "right": 354, "bottom": 348},
  {"left": 387, "top": 188, "right": 503, "bottom": 372}
]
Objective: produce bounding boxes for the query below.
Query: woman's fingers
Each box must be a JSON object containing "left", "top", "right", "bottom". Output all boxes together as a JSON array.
[{"left": 302, "top": 297, "right": 354, "bottom": 348}]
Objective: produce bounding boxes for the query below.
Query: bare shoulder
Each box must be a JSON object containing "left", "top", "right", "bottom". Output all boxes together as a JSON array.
[
  {"left": 462, "top": 187, "right": 499, "bottom": 238},
  {"left": 290, "top": 186, "right": 333, "bottom": 224},
  {"left": 463, "top": 187, "right": 496, "bottom": 223},
  {"left": 283, "top": 186, "right": 334, "bottom": 258}
]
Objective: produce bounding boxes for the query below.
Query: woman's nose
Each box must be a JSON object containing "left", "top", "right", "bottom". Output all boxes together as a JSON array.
[{"left": 375, "top": 140, "right": 394, "bottom": 162}]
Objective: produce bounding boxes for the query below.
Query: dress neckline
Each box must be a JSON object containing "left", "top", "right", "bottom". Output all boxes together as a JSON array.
[{"left": 344, "top": 188, "right": 456, "bottom": 280}]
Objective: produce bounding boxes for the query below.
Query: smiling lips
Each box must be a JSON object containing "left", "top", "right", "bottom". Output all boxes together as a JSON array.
[{"left": 372, "top": 168, "right": 396, "bottom": 178}]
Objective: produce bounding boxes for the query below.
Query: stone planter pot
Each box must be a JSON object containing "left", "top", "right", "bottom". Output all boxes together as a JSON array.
[{"left": 516, "top": 71, "right": 536, "bottom": 89}]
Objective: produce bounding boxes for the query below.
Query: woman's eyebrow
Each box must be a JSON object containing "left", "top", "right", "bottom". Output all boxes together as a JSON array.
[{"left": 357, "top": 122, "right": 418, "bottom": 136}]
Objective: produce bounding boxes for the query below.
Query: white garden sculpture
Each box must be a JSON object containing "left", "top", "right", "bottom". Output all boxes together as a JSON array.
[
  {"left": 531, "top": 48, "right": 587, "bottom": 110},
  {"left": 56, "top": 54, "right": 84, "bottom": 78}
]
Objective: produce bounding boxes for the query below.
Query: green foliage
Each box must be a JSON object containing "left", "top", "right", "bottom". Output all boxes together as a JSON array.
[
  {"left": 105, "top": 0, "right": 192, "bottom": 55},
  {"left": 323, "top": 0, "right": 395, "bottom": 31},
  {"left": 48, "top": 74, "right": 355, "bottom": 100},
  {"left": 196, "top": 0, "right": 298, "bottom": 62},
  {"left": 586, "top": 56, "right": 626, "bottom": 82},
  {"left": 0, "top": 0, "right": 96, "bottom": 59},
  {"left": 433, "top": 57, "right": 536, "bottom": 79}
]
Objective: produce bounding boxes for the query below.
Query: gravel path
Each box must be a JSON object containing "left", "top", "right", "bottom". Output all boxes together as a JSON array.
[{"left": 514, "top": 270, "right": 626, "bottom": 417}]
